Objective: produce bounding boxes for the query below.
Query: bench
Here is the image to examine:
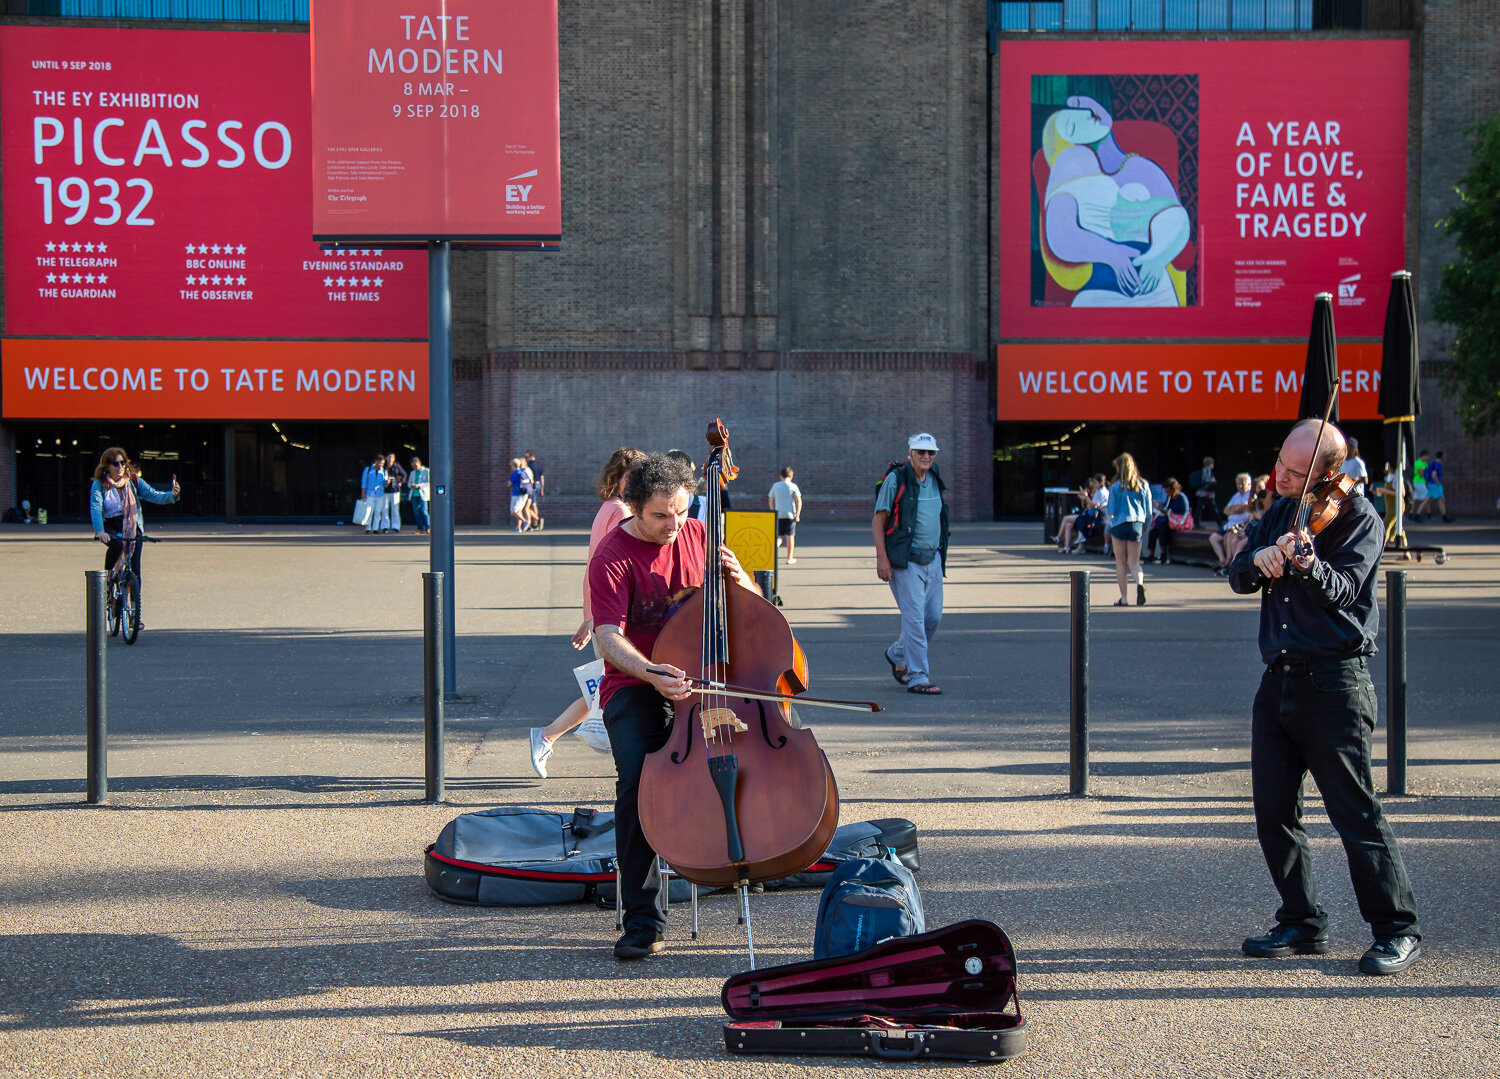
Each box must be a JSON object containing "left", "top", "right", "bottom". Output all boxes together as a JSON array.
[{"left": 1077, "top": 525, "right": 1223, "bottom": 569}]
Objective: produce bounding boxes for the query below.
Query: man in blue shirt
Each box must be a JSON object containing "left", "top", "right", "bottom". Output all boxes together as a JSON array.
[
  {"left": 1228, "top": 418, "right": 1421, "bottom": 975},
  {"left": 872, "top": 433, "right": 950, "bottom": 696}
]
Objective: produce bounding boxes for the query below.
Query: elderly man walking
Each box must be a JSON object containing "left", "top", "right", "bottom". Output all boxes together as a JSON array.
[{"left": 872, "top": 433, "right": 950, "bottom": 696}]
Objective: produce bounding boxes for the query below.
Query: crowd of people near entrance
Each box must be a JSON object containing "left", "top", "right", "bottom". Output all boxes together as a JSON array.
[
  {"left": 1052, "top": 440, "right": 1456, "bottom": 582},
  {"left": 359, "top": 452, "right": 431, "bottom": 535}
]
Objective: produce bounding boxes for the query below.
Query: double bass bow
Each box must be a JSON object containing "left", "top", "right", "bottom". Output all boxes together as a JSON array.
[{"left": 638, "top": 420, "right": 842, "bottom": 924}]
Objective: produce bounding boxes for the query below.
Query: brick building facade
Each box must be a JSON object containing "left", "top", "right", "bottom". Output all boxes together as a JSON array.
[{"left": 2, "top": 1, "right": 1498, "bottom": 522}]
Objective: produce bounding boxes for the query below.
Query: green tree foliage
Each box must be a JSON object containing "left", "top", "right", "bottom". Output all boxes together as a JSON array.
[{"left": 1435, "top": 110, "right": 1500, "bottom": 437}]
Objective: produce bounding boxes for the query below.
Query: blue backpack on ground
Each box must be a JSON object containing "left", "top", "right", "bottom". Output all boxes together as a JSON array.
[{"left": 812, "top": 853, "right": 925, "bottom": 959}]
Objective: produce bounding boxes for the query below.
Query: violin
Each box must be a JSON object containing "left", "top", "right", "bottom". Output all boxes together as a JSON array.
[
  {"left": 1289, "top": 384, "right": 1353, "bottom": 555},
  {"left": 637, "top": 420, "right": 841, "bottom": 894}
]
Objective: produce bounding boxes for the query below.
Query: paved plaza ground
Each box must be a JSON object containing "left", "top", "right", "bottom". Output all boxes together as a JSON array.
[{"left": 1, "top": 518, "right": 1497, "bottom": 1078}]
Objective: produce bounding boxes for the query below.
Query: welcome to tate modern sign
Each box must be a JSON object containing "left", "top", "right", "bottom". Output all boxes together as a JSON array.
[{"left": 310, "top": 0, "right": 561, "bottom": 242}]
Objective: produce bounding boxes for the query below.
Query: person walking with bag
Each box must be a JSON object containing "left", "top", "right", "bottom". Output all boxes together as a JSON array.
[
  {"left": 529, "top": 447, "right": 648, "bottom": 778},
  {"left": 873, "top": 433, "right": 950, "bottom": 696}
]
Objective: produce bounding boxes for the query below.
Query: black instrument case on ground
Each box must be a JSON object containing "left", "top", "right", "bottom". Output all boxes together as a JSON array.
[{"left": 721, "top": 919, "right": 1025, "bottom": 1063}]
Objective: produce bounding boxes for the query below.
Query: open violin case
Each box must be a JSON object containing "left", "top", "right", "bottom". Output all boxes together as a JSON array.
[{"left": 721, "top": 919, "right": 1026, "bottom": 1063}]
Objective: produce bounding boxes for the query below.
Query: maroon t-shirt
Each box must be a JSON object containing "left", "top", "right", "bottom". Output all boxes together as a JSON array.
[{"left": 588, "top": 517, "right": 707, "bottom": 708}]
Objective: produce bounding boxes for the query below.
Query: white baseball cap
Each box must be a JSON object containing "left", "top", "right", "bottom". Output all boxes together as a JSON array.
[{"left": 908, "top": 433, "right": 939, "bottom": 452}]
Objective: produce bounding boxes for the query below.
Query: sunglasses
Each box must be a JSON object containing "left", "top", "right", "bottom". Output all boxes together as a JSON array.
[
  {"left": 107, "top": 458, "right": 125, "bottom": 466},
  {"left": 912, "top": 449, "right": 936, "bottom": 457}
]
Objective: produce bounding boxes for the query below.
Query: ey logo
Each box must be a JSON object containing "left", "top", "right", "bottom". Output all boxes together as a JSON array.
[
  {"left": 505, "top": 169, "right": 538, "bottom": 203},
  {"left": 1338, "top": 273, "right": 1361, "bottom": 299}
]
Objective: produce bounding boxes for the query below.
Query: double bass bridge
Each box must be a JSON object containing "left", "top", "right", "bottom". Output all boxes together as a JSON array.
[{"left": 700, "top": 706, "right": 749, "bottom": 740}]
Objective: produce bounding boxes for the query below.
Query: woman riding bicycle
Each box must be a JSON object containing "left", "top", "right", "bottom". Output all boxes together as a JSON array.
[{"left": 89, "top": 447, "right": 180, "bottom": 627}]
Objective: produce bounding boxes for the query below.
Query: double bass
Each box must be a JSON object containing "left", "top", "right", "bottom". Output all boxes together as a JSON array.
[{"left": 638, "top": 421, "right": 841, "bottom": 894}]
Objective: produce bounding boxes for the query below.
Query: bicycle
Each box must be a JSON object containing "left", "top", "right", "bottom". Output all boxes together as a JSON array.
[{"left": 102, "top": 530, "right": 157, "bottom": 645}]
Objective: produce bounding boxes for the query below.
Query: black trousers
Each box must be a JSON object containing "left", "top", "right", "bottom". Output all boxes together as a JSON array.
[
  {"left": 1251, "top": 656, "right": 1420, "bottom": 939},
  {"left": 1146, "top": 518, "right": 1175, "bottom": 557},
  {"left": 603, "top": 683, "right": 673, "bottom": 934}
]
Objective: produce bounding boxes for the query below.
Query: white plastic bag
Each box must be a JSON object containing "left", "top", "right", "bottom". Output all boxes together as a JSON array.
[
  {"left": 572, "top": 659, "right": 610, "bottom": 754},
  {"left": 353, "top": 498, "right": 371, "bottom": 527}
]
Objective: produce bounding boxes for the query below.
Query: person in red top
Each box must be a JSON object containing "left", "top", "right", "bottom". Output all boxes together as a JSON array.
[{"left": 588, "top": 452, "right": 757, "bottom": 960}]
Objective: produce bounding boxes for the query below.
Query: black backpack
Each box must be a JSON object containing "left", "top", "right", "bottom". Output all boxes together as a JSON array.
[{"left": 812, "top": 854, "right": 925, "bottom": 959}]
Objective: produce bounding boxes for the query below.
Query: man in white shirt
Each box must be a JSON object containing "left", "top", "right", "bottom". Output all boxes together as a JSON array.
[
  {"left": 1342, "top": 438, "right": 1369, "bottom": 498},
  {"left": 768, "top": 467, "right": 803, "bottom": 564}
]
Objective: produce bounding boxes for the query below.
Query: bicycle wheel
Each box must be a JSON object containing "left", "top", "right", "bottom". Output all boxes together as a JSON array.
[
  {"left": 107, "top": 579, "right": 121, "bottom": 637},
  {"left": 121, "top": 574, "right": 141, "bottom": 644}
]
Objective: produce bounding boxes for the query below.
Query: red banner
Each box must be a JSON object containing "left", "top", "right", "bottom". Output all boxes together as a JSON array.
[
  {"left": 310, "top": 0, "right": 561, "bottom": 241},
  {"left": 997, "top": 40, "right": 1408, "bottom": 339},
  {"left": 0, "top": 25, "right": 427, "bottom": 339},
  {"left": 996, "top": 343, "right": 1384, "bottom": 422},
  {"left": 2, "top": 339, "right": 428, "bottom": 421}
]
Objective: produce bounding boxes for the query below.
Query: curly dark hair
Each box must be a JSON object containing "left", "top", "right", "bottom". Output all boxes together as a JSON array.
[
  {"left": 622, "top": 452, "right": 696, "bottom": 512},
  {"left": 595, "top": 447, "right": 648, "bottom": 501}
]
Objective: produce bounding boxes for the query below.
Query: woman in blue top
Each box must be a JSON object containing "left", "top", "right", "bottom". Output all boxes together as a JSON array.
[
  {"left": 89, "top": 446, "right": 180, "bottom": 626},
  {"left": 1106, "top": 451, "right": 1152, "bottom": 606}
]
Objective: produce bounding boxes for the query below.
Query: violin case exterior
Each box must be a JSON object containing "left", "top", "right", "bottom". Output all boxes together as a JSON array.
[
  {"left": 425, "top": 808, "right": 917, "bottom": 907},
  {"left": 721, "top": 919, "right": 1025, "bottom": 1064}
]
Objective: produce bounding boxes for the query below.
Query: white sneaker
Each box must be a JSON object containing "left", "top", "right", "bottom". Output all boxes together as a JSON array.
[{"left": 529, "top": 728, "right": 553, "bottom": 778}]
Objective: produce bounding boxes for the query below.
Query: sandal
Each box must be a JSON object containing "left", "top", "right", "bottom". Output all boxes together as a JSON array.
[
  {"left": 884, "top": 652, "right": 908, "bottom": 686},
  {"left": 1113, "top": 598, "right": 1129, "bottom": 606},
  {"left": 907, "top": 683, "right": 942, "bottom": 695}
]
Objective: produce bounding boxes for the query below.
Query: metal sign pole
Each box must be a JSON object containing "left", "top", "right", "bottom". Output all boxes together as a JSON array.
[{"left": 428, "top": 239, "right": 457, "bottom": 699}]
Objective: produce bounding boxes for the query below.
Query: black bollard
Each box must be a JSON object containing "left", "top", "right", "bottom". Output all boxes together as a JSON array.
[
  {"left": 85, "top": 570, "right": 108, "bottom": 805},
  {"left": 1069, "top": 569, "right": 1090, "bottom": 797},
  {"left": 1386, "top": 569, "right": 1407, "bottom": 796},
  {"left": 424, "top": 571, "right": 446, "bottom": 802}
]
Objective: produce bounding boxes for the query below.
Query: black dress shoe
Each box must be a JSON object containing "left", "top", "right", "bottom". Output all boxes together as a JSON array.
[
  {"left": 1242, "top": 924, "right": 1329, "bottom": 958},
  {"left": 1358, "top": 935, "right": 1421, "bottom": 975},
  {"left": 613, "top": 924, "right": 665, "bottom": 960}
]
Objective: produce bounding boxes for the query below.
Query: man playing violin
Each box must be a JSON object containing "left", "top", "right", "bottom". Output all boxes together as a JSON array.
[
  {"left": 1227, "top": 418, "right": 1421, "bottom": 975},
  {"left": 587, "top": 452, "right": 758, "bottom": 960}
]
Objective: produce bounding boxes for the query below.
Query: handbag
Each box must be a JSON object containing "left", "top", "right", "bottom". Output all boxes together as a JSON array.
[
  {"left": 353, "top": 498, "right": 371, "bottom": 527},
  {"left": 572, "top": 659, "right": 611, "bottom": 753},
  {"left": 1167, "top": 506, "right": 1194, "bottom": 531}
]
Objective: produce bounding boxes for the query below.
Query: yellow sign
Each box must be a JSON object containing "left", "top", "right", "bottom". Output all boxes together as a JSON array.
[{"left": 724, "top": 510, "right": 776, "bottom": 573}]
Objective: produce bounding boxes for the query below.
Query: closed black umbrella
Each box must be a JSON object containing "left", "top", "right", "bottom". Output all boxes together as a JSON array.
[
  {"left": 1380, "top": 270, "right": 1421, "bottom": 539},
  {"left": 1300, "top": 292, "right": 1340, "bottom": 423}
]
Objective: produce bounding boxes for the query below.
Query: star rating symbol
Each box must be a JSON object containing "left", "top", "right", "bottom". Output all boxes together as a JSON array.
[
  {"left": 197, "top": 244, "right": 208, "bottom": 254},
  {"left": 185, "top": 243, "right": 196, "bottom": 253},
  {"left": 198, "top": 275, "right": 210, "bottom": 285},
  {"left": 186, "top": 274, "right": 196, "bottom": 285},
  {"left": 98, "top": 274, "right": 108, "bottom": 284},
  {"left": 84, "top": 242, "right": 95, "bottom": 252},
  {"left": 336, "top": 276, "right": 347, "bottom": 287},
  {"left": 84, "top": 274, "right": 95, "bottom": 284},
  {"left": 98, "top": 242, "right": 107, "bottom": 252},
  {"left": 211, "top": 275, "right": 222, "bottom": 285},
  {"left": 210, "top": 244, "right": 221, "bottom": 254},
  {"left": 71, "top": 273, "right": 83, "bottom": 283},
  {"left": 373, "top": 249, "right": 383, "bottom": 256},
  {"left": 373, "top": 277, "right": 384, "bottom": 287},
  {"left": 236, "top": 244, "right": 246, "bottom": 255},
  {"left": 46, "top": 273, "right": 57, "bottom": 283},
  {"left": 45, "top": 242, "right": 57, "bottom": 253},
  {"left": 323, "top": 277, "right": 334, "bottom": 287},
  {"left": 236, "top": 275, "right": 246, "bottom": 285},
  {"left": 357, "top": 277, "right": 368, "bottom": 287}
]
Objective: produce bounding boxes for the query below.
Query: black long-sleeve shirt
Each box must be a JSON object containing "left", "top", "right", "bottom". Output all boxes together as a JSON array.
[{"left": 1227, "top": 490, "right": 1382, "bottom": 665}]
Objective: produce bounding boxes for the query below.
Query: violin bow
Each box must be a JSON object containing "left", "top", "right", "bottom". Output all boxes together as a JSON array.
[{"left": 645, "top": 669, "right": 883, "bottom": 713}]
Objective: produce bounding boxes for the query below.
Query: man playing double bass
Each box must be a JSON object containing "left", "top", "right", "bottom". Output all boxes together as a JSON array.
[
  {"left": 1228, "top": 418, "right": 1421, "bottom": 975},
  {"left": 588, "top": 452, "right": 758, "bottom": 960}
]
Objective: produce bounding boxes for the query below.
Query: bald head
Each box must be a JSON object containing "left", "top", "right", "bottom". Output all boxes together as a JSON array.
[{"left": 1280, "top": 419, "right": 1348, "bottom": 491}]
